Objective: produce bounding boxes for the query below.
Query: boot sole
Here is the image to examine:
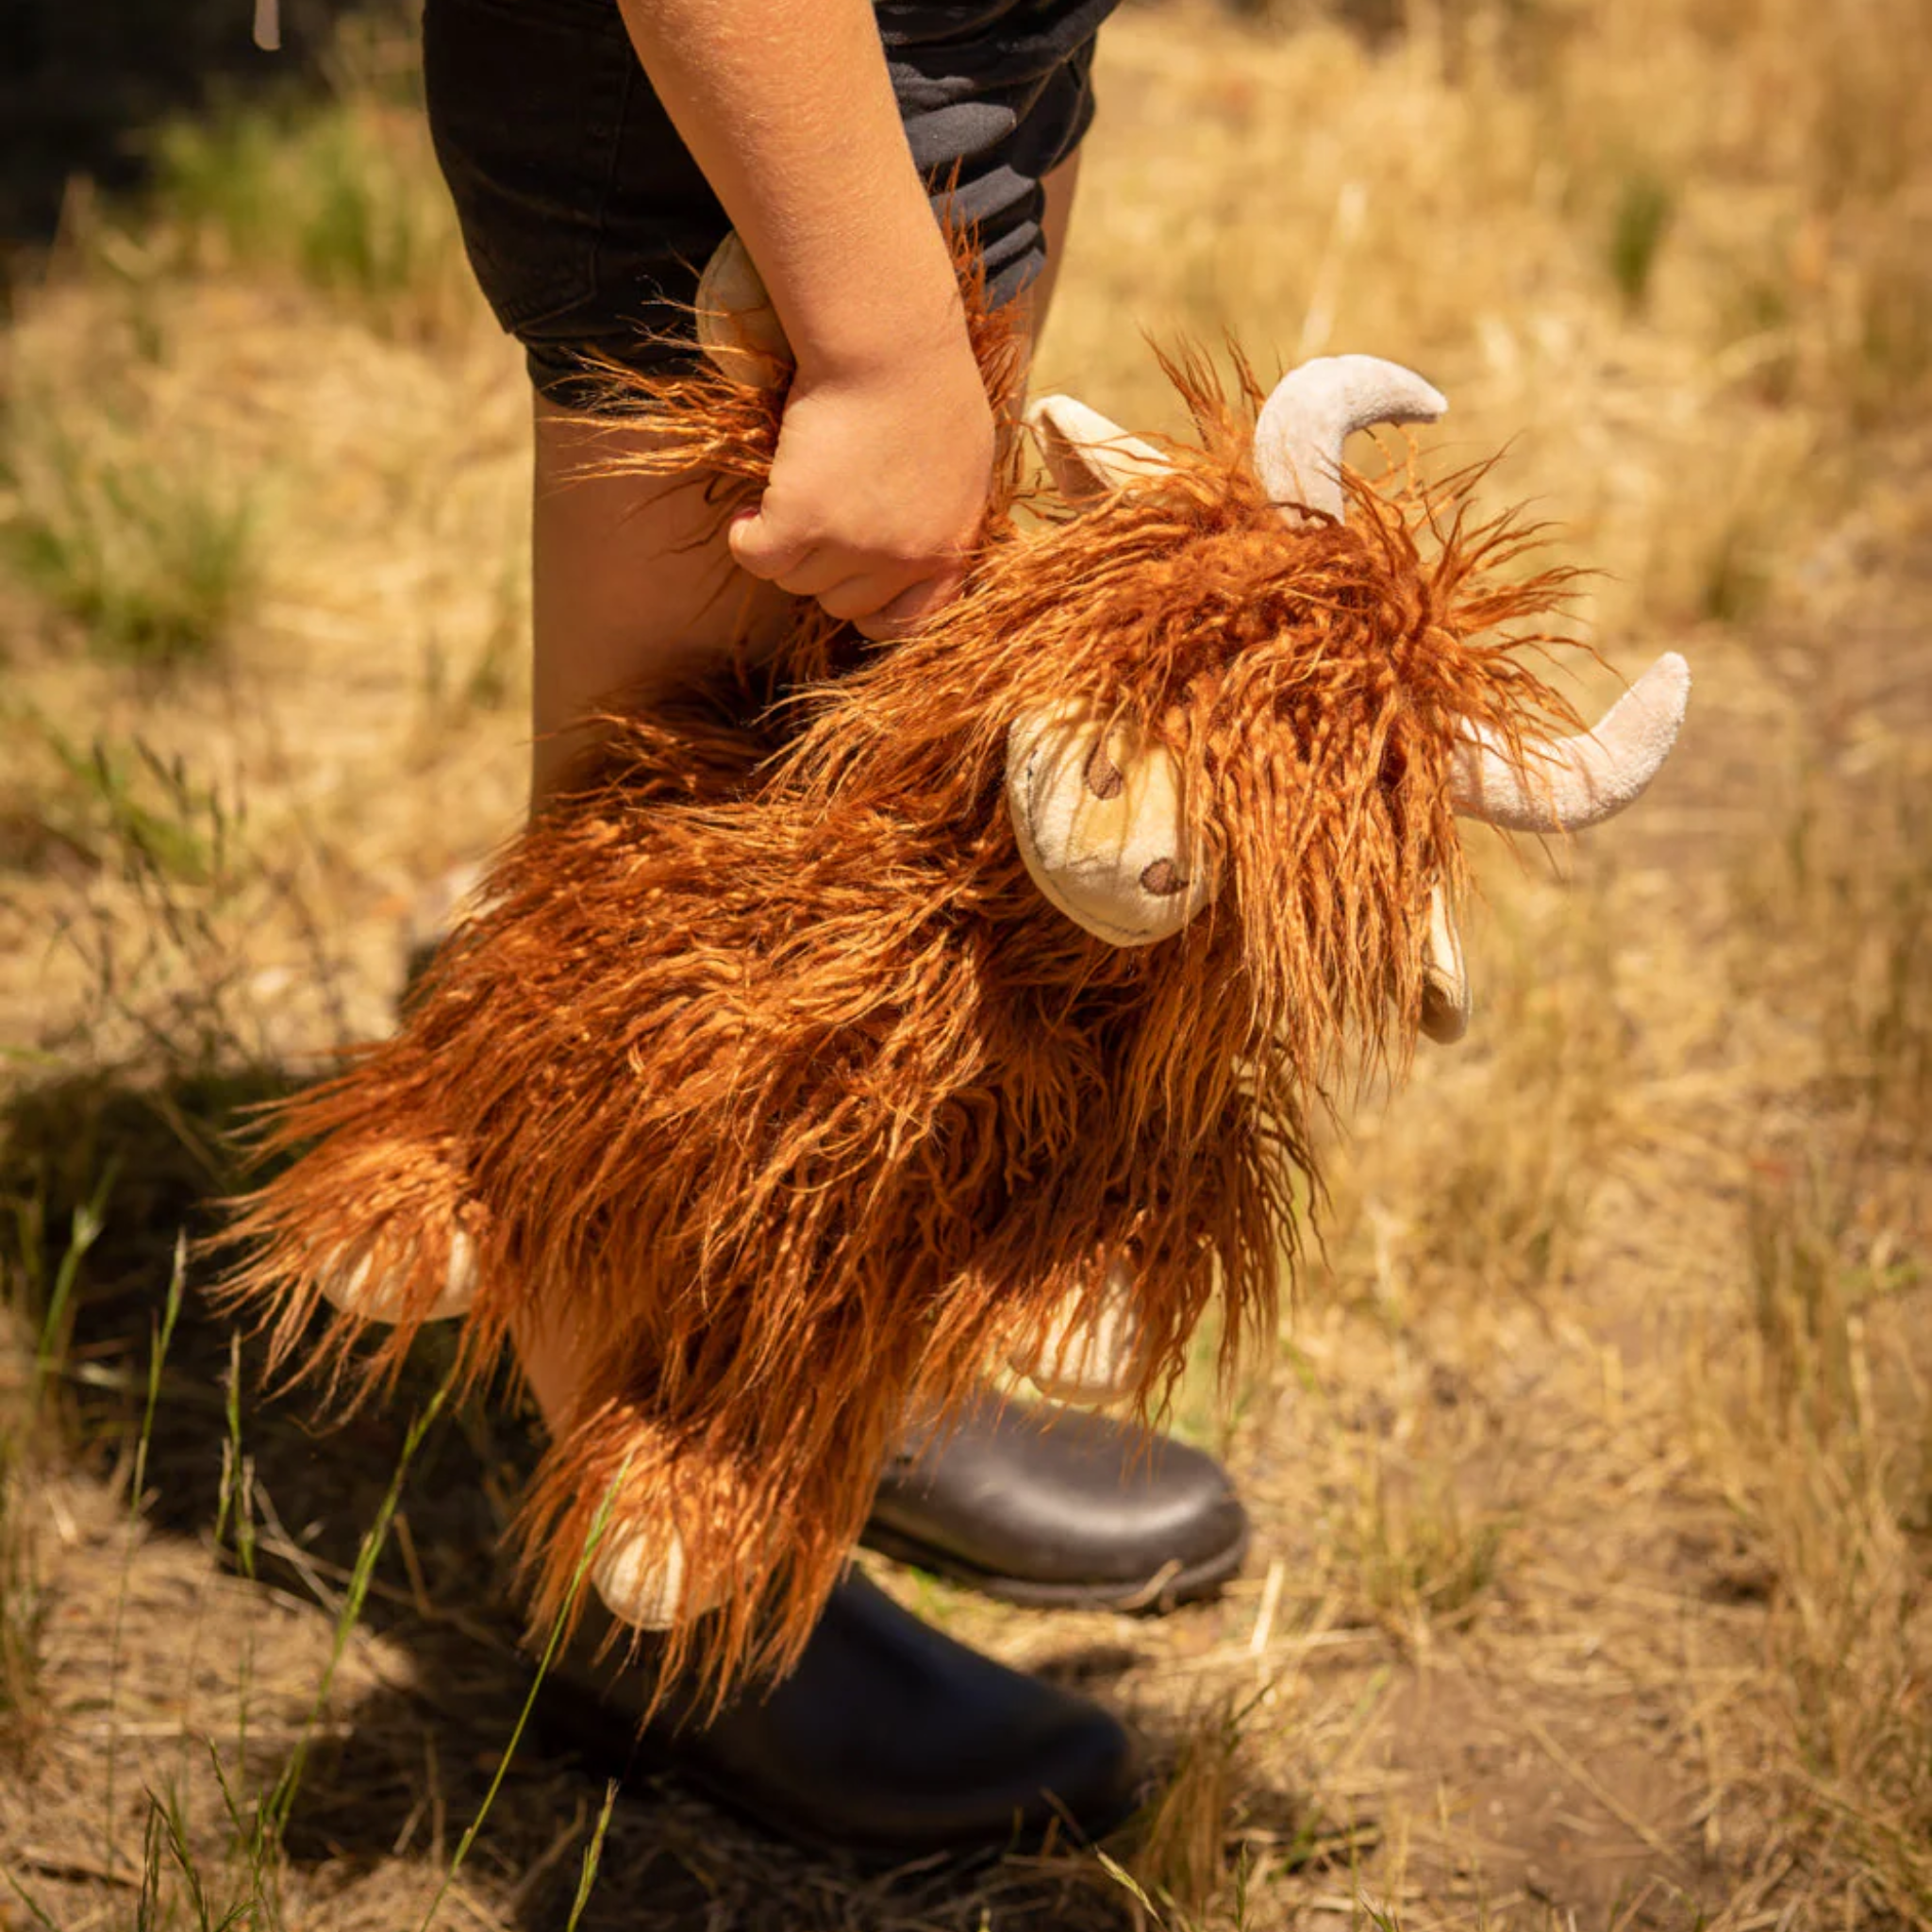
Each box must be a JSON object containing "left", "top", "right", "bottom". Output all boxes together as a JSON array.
[
  {"left": 858, "top": 1518, "right": 1249, "bottom": 1612},
  {"left": 610, "top": 1723, "right": 1124, "bottom": 1867}
]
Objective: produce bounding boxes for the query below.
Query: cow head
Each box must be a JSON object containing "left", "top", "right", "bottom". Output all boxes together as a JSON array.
[
  {"left": 1009, "top": 358, "right": 1690, "bottom": 1042},
  {"left": 695, "top": 233, "right": 1690, "bottom": 1051}
]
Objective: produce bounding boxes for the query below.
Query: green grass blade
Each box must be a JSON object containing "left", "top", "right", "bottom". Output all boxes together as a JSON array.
[
  {"left": 561, "top": 1782, "right": 620, "bottom": 1932},
  {"left": 260, "top": 1359, "right": 458, "bottom": 1846},
  {"left": 0, "top": 1866, "right": 61, "bottom": 1932},
  {"left": 104, "top": 1230, "right": 188, "bottom": 1873},
  {"left": 414, "top": 1462, "right": 629, "bottom": 1932},
  {"left": 31, "top": 1158, "right": 118, "bottom": 1413}
]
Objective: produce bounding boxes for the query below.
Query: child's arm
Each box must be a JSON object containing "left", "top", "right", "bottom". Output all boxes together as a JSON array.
[{"left": 617, "top": 0, "right": 996, "bottom": 638}]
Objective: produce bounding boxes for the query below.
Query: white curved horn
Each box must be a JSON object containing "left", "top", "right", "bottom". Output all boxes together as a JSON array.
[
  {"left": 1252, "top": 355, "right": 1447, "bottom": 525},
  {"left": 1451, "top": 653, "right": 1690, "bottom": 833},
  {"left": 1027, "top": 394, "right": 1173, "bottom": 502}
]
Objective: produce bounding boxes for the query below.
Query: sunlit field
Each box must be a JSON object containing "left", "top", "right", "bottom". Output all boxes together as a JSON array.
[{"left": 3, "top": 0, "right": 1930, "bottom": 1924}]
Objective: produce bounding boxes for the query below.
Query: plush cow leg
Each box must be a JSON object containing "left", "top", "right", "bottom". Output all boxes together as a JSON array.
[
  {"left": 1010, "top": 1254, "right": 1146, "bottom": 1405},
  {"left": 297, "top": 1122, "right": 483, "bottom": 1326},
  {"left": 530, "top": 1410, "right": 736, "bottom": 1638},
  {"left": 514, "top": 1315, "right": 738, "bottom": 1639},
  {"left": 233, "top": 1091, "right": 485, "bottom": 1339}
]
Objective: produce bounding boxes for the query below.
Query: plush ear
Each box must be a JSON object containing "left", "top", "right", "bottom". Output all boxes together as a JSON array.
[
  {"left": 1026, "top": 394, "right": 1173, "bottom": 503},
  {"left": 1007, "top": 700, "right": 1221, "bottom": 946},
  {"left": 1419, "top": 885, "right": 1471, "bottom": 1045}
]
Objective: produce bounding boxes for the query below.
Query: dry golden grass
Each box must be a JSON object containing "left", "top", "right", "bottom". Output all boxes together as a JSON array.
[{"left": 2, "top": 0, "right": 1930, "bottom": 1924}]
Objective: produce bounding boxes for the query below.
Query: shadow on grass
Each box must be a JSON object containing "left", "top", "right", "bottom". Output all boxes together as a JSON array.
[{"left": 1, "top": 1062, "right": 1321, "bottom": 1929}]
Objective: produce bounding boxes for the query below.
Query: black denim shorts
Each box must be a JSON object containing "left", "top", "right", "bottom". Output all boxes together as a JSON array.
[{"left": 423, "top": 0, "right": 1115, "bottom": 403}]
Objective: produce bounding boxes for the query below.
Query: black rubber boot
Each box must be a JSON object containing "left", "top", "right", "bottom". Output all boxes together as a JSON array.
[
  {"left": 863, "top": 1393, "right": 1249, "bottom": 1610},
  {"left": 533, "top": 1568, "right": 1138, "bottom": 1860}
]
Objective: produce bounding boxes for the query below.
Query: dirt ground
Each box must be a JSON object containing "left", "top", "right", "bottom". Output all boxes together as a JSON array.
[{"left": 3, "top": 1, "right": 1930, "bottom": 1926}]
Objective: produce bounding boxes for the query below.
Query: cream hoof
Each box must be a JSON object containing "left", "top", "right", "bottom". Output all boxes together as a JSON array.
[
  {"left": 316, "top": 1226, "right": 476, "bottom": 1324},
  {"left": 590, "top": 1523, "right": 727, "bottom": 1631},
  {"left": 1013, "top": 1257, "right": 1145, "bottom": 1404}
]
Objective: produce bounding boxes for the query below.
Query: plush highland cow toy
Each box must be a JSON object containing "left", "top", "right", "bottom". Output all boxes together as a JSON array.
[{"left": 229, "top": 240, "right": 1689, "bottom": 1702}]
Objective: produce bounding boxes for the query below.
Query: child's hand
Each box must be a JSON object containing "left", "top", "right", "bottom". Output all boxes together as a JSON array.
[
  {"left": 728, "top": 326, "right": 996, "bottom": 640},
  {"left": 617, "top": 0, "right": 1004, "bottom": 636}
]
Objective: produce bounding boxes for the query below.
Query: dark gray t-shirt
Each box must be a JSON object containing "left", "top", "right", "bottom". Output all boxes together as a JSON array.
[
  {"left": 879, "top": 0, "right": 1123, "bottom": 89},
  {"left": 876, "top": 0, "right": 1122, "bottom": 298}
]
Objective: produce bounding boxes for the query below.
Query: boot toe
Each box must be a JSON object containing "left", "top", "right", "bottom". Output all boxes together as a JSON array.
[{"left": 867, "top": 1395, "right": 1249, "bottom": 1609}]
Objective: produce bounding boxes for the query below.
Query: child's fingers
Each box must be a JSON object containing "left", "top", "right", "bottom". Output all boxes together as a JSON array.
[
  {"left": 734, "top": 523, "right": 956, "bottom": 629},
  {"left": 850, "top": 565, "right": 966, "bottom": 641},
  {"left": 773, "top": 550, "right": 848, "bottom": 598},
  {"left": 811, "top": 573, "right": 891, "bottom": 622},
  {"left": 819, "top": 562, "right": 965, "bottom": 633},
  {"left": 727, "top": 504, "right": 816, "bottom": 585}
]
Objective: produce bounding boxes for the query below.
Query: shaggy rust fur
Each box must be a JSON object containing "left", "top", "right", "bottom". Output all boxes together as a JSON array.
[{"left": 225, "top": 333, "right": 1581, "bottom": 1703}]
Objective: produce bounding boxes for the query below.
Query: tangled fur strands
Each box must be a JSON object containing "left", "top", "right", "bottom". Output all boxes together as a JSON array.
[{"left": 224, "top": 324, "right": 1585, "bottom": 1705}]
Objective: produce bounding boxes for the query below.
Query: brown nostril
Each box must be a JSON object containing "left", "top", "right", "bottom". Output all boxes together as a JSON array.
[
  {"left": 1140, "top": 858, "right": 1187, "bottom": 897},
  {"left": 1083, "top": 740, "right": 1124, "bottom": 800}
]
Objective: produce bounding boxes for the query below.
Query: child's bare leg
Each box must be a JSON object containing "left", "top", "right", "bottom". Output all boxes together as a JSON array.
[
  {"left": 529, "top": 158, "right": 1081, "bottom": 799},
  {"left": 527, "top": 413, "right": 791, "bottom": 802},
  {"left": 517, "top": 154, "right": 1081, "bottom": 1438}
]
